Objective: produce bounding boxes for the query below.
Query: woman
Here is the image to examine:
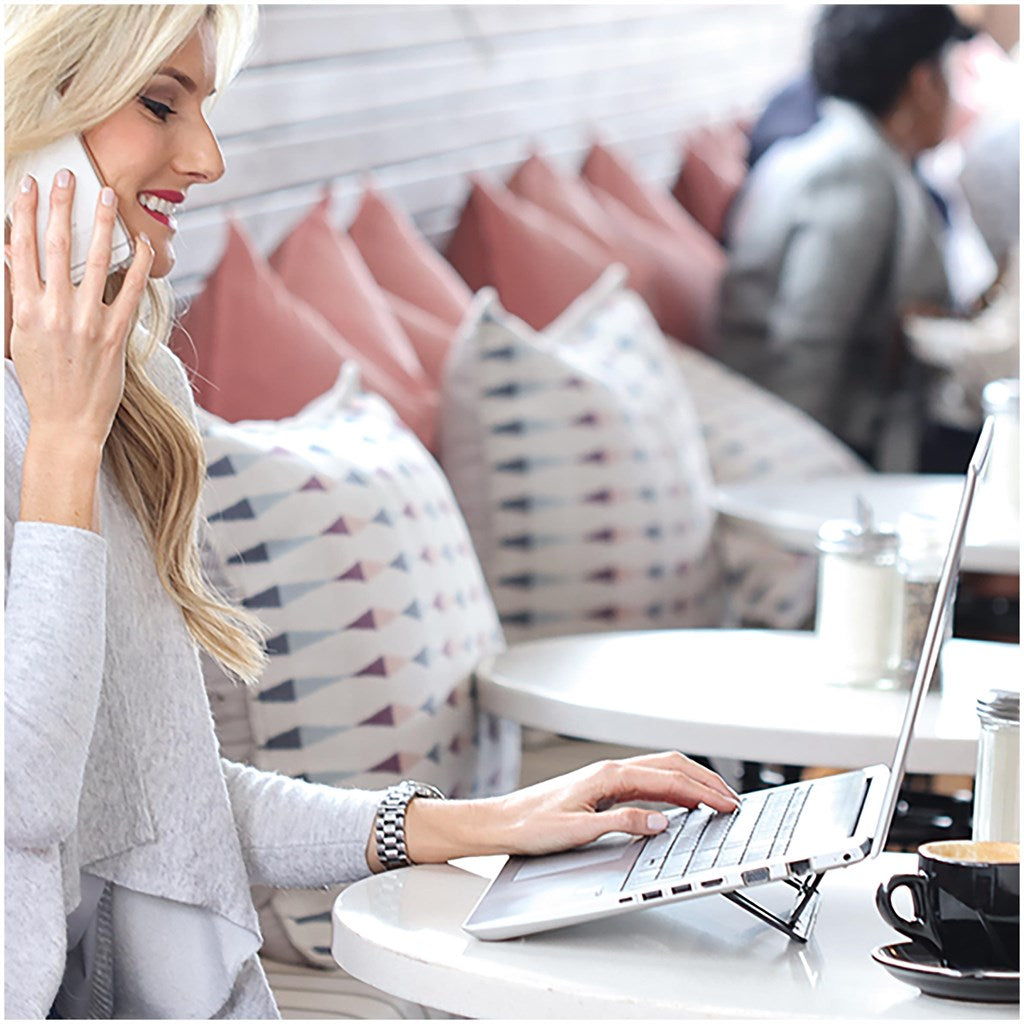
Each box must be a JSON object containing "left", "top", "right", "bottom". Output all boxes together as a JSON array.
[{"left": 4, "top": 6, "right": 739, "bottom": 1018}]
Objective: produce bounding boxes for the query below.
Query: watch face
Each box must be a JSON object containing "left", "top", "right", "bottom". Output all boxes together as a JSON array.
[{"left": 409, "top": 781, "right": 445, "bottom": 799}]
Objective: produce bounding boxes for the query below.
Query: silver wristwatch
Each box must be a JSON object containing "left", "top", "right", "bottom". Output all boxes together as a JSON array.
[{"left": 374, "top": 780, "right": 445, "bottom": 871}]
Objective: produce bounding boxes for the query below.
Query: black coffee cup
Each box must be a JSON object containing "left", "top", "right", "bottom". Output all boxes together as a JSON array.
[{"left": 876, "top": 840, "right": 1020, "bottom": 971}]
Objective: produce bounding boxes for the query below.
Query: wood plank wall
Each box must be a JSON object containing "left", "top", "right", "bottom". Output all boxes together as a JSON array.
[{"left": 170, "top": 3, "right": 814, "bottom": 298}]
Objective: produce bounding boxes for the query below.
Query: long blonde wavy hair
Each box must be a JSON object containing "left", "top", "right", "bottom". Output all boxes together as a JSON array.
[{"left": 5, "top": 5, "right": 267, "bottom": 683}]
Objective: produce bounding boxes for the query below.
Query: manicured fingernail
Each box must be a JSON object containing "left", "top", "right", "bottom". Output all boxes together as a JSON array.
[
  {"left": 139, "top": 233, "right": 152, "bottom": 250},
  {"left": 101, "top": 187, "right": 116, "bottom": 207},
  {"left": 55, "top": 168, "right": 71, "bottom": 188},
  {"left": 647, "top": 812, "right": 668, "bottom": 831},
  {"left": 20, "top": 175, "right": 34, "bottom": 193}
]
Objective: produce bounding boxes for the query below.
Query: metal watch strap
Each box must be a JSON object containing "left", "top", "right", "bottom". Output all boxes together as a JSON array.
[{"left": 375, "top": 780, "right": 445, "bottom": 870}]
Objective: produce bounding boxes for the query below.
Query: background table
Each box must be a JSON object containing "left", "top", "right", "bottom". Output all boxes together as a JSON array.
[
  {"left": 712, "top": 475, "right": 1019, "bottom": 574},
  {"left": 475, "top": 630, "right": 1021, "bottom": 775},
  {"left": 333, "top": 852, "right": 1017, "bottom": 1019}
]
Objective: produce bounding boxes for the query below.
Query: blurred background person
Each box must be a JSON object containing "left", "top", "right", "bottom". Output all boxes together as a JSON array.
[
  {"left": 912, "top": 3, "right": 1019, "bottom": 471},
  {"left": 717, "top": 5, "right": 974, "bottom": 469},
  {"left": 955, "top": 3, "right": 1019, "bottom": 273},
  {"left": 745, "top": 70, "right": 820, "bottom": 171}
]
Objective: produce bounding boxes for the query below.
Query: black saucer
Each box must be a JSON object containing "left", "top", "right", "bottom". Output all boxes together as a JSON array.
[{"left": 872, "top": 941, "right": 1020, "bottom": 1004}]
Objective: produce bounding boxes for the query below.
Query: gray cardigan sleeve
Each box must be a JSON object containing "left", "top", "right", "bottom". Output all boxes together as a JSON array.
[
  {"left": 4, "top": 520, "right": 108, "bottom": 848},
  {"left": 219, "top": 758, "right": 381, "bottom": 888}
]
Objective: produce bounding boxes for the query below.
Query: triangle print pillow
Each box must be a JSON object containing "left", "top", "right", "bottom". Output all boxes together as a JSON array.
[
  {"left": 199, "top": 364, "right": 519, "bottom": 802},
  {"left": 440, "top": 267, "right": 727, "bottom": 643}
]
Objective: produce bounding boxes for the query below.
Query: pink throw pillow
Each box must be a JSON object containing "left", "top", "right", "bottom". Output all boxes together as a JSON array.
[
  {"left": 171, "top": 221, "right": 346, "bottom": 423},
  {"left": 445, "top": 177, "right": 611, "bottom": 331},
  {"left": 172, "top": 220, "right": 438, "bottom": 447},
  {"left": 672, "top": 126, "right": 747, "bottom": 241},
  {"left": 582, "top": 141, "right": 709, "bottom": 238},
  {"left": 383, "top": 289, "right": 454, "bottom": 388},
  {"left": 588, "top": 185, "right": 724, "bottom": 352},
  {"left": 580, "top": 141, "right": 726, "bottom": 349},
  {"left": 507, "top": 152, "right": 655, "bottom": 300},
  {"left": 348, "top": 186, "right": 472, "bottom": 329},
  {"left": 269, "top": 195, "right": 427, "bottom": 391}
]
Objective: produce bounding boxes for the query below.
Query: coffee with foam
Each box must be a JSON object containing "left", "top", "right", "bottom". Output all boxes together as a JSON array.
[{"left": 922, "top": 840, "right": 1019, "bottom": 864}]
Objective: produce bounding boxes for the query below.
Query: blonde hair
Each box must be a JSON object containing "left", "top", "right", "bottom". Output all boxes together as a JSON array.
[{"left": 5, "top": 5, "right": 267, "bottom": 683}]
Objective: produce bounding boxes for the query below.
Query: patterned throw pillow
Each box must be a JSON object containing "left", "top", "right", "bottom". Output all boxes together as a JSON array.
[
  {"left": 200, "top": 364, "right": 519, "bottom": 963},
  {"left": 669, "top": 343, "right": 870, "bottom": 627},
  {"left": 440, "top": 267, "right": 726, "bottom": 643}
]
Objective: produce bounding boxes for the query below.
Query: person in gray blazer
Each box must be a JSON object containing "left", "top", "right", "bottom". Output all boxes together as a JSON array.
[
  {"left": 3, "top": 5, "right": 740, "bottom": 1019},
  {"left": 718, "top": 5, "right": 973, "bottom": 466}
]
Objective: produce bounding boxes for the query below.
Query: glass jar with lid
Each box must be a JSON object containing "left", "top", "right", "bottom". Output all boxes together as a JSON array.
[
  {"left": 815, "top": 506, "right": 902, "bottom": 688},
  {"left": 980, "top": 378, "right": 1019, "bottom": 521},
  {"left": 974, "top": 689, "right": 1020, "bottom": 843}
]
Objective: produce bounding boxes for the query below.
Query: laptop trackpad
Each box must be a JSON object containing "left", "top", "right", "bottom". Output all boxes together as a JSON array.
[{"left": 514, "top": 835, "right": 637, "bottom": 882}]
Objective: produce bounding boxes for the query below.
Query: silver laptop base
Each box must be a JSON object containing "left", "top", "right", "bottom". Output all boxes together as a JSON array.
[{"left": 721, "top": 872, "right": 826, "bottom": 943}]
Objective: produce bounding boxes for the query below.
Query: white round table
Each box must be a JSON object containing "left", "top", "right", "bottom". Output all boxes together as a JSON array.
[
  {"left": 475, "top": 630, "right": 1021, "bottom": 775},
  {"left": 712, "top": 474, "right": 1019, "bottom": 574},
  {"left": 332, "top": 852, "right": 1017, "bottom": 1018}
]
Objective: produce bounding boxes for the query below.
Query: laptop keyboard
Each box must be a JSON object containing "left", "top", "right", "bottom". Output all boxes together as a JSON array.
[{"left": 623, "top": 785, "right": 810, "bottom": 890}]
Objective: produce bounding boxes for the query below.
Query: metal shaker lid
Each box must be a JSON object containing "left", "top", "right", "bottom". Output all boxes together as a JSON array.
[
  {"left": 982, "top": 378, "right": 1019, "bottom": 416},
  {"left": 816, "top": 519, "right": 900, "bottom": 556},
  {"left": 816, "top": 496, "right": 898, "bottom": 557},
  {"left": 977, "top": 689, "right": 1020, "bottom": 725}
]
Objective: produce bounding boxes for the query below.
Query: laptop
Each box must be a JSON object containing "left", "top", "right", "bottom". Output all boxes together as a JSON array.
[{"left": 464, "top": 418, "right": 995, "bottom": 942}]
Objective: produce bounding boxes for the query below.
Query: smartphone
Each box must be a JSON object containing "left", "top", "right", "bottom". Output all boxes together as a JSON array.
[{"left": 5, "top": 134, "right": 134, "bottom": 285}]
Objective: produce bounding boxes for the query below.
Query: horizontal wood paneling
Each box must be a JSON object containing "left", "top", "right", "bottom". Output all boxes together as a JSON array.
[
  {"left": 170, "top": 3, "right": 813, "bottom": 297},
  {"left": 245, "top": 5, "right": 702, "bottom": 66}
]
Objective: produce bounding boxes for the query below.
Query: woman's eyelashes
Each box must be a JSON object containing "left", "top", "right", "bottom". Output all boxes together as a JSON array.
[{"left": 138, "top": 95, "right": 176, "bottom": 121}]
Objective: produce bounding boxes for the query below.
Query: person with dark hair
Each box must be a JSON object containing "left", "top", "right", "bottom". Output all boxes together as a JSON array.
[{"left": 718, "top": 5, "right": 973, "bottom": 467}]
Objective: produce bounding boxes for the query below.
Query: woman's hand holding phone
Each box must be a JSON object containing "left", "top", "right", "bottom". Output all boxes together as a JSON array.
[{"left": 7, "top": 170, "right": 154, "bottom": 531}]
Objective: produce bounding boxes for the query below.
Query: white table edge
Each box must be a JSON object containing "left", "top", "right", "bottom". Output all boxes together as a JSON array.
[
  {"left": 710, "top": 478, "right": 1021, "bottom": 574},
  {"left": 332, "top": 855, "right": 1020, "bottom": 1020},
  {"left": 474, "top": 631, "right": 1016, "bottom": 775}
]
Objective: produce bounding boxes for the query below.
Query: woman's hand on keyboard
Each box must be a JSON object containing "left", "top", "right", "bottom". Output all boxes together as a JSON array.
[{"left": 392, "top": 751, "right": 740, "bottom": 867}]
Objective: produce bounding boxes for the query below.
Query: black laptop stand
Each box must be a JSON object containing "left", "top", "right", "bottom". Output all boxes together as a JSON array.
[{"left": 721, "top": 871, "right": 826, "bottom": 942}]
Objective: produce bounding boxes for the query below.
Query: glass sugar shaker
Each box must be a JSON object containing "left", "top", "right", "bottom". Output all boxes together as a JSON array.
[
  {"left": 981, "top": 378, "right": 1020, "bottom": 521},
  {"left": 815, "top": 498, "right": 902, "bottom": 688},
  {"left": 973, "top": 689, "right": 1020, "bottom": 843},
  {"left": 895, "top": 512, "right": 950, "bottom": 691}
]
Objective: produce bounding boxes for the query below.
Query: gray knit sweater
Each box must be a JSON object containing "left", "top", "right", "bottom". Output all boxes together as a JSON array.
[{"left": 4, "top": 347, "right": 384, "bottom": 1019}]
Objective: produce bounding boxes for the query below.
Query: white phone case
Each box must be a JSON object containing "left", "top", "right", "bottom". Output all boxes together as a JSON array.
[{"left": 6, "top": 135, "right": 134, "bottom": 284}]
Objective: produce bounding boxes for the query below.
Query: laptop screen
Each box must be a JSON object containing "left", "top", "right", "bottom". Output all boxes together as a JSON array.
[{"left": 869, "top": 417, "right": 995, "bottom": 855}]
